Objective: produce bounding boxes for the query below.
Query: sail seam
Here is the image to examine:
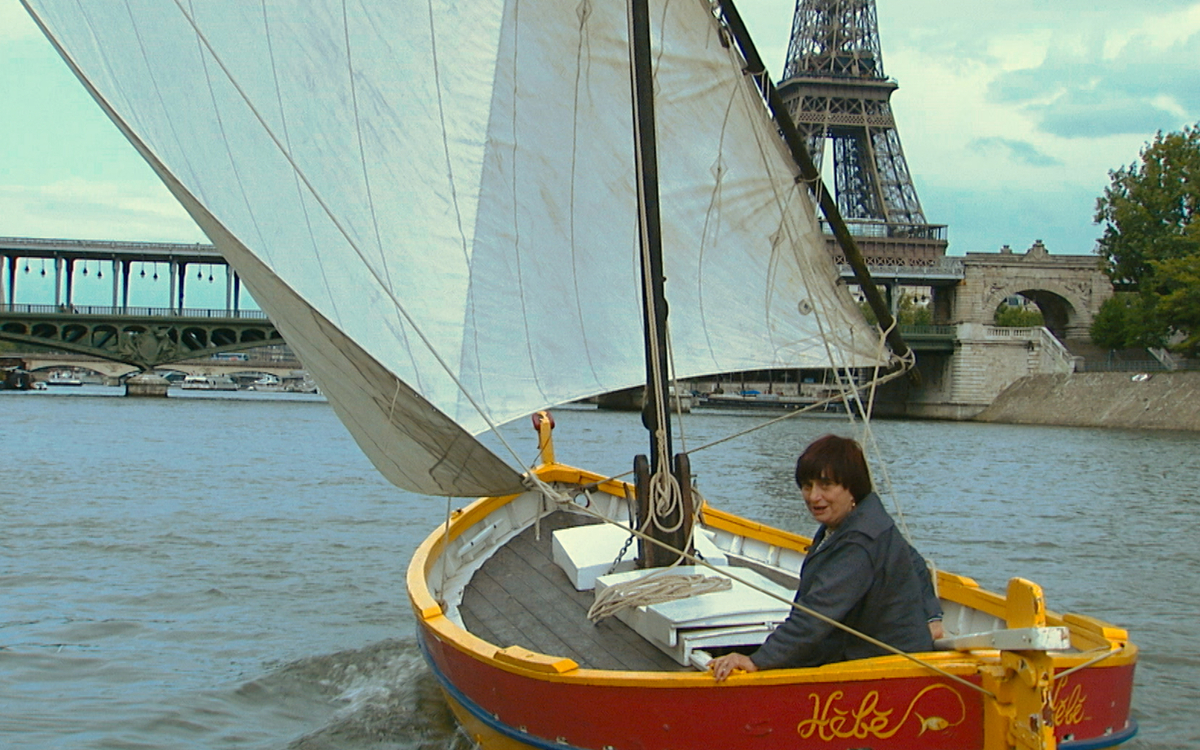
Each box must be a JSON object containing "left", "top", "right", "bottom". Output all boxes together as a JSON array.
[
  {"left": 184, "top": 0, "right": 276, "bottom": 278},
  {"left": 425, "top": 0, "right": 489, "bottom": 416},
  {"left": 164, "top": 0, "right": 533, "bottom": 473},
  {"left": 342, "top": 0, "right": 425, "bottom": 395},
  {"left": 568, "top": 0, "right": 605, "bottom": 391},
  {"left": 260, "top": 1, "right": 342, "bottom": 326},
  {"left": 509, "top": 0, "right": 553, "bottom": 409}
]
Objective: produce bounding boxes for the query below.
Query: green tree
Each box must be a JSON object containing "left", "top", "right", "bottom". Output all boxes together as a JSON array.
[
  {"left": 994, "top": 303, "right": 1044, "bottom": 327},
  {"left": 1089, "top": 293, "right": 1166, "bottom": 350},
  {"left": 858, "top": 290, "right": 932, "bottom": 327},
  {"left": 1094, "top": 124, "right": 1200, "bottom": 354},
  {"left": 1152, "top": 255, "right": 1200, "bottom": 353}
]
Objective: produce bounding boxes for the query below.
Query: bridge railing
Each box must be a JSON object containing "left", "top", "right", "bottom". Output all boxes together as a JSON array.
[
  {"left": 838, "top": 258, "right": 965, "bottom": 279},
  {"left": 898, "top": 324, "right": 956, "bottom": 337},
  {"left": 1076, "top": 359, "right": 1200, "bottom": 373},
  {"left": 979, "top": 325, "right": 1076, "bottom": 374},
  {"left": 1, "top": 303, "right": 267, "bottom": 319},
  {"left": 1036, "top": 327, "right": 1077, "bottom": 373}
]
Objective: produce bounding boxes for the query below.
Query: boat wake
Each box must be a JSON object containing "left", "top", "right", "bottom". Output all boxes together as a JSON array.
[{"left": 241, "top": 639, "right": 468, "bottom": 750}]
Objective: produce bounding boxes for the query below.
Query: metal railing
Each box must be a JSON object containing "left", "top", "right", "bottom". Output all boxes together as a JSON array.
[
  {"left": 841, "top": 258, "right": 964, "bottom": 279},
  {"left": 898, "top": 324, "right": 956, "bottom": 337},
  {"left": 1076, "top": 359, "right": 1199, "bottom": 373},
  {"left": 820, "top": 220, "right": 948, "bottom": 241},
  {"left": 0, "top": 236, "right": 221, "bottom": 260},
  {"left": 1, "top": 303, "right": 266, "bottom": 319}
]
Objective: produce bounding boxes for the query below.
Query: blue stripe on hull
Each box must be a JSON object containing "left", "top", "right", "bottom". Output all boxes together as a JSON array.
[
  {"left": 1059, "top": 720, "right": 1139, "bottom": 750},
  {"left": 416, "top": 627, "right": 585, "bottom": 750}
]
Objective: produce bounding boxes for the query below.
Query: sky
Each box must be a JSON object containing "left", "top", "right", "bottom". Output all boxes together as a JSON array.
[{"left": 3, "top": 0, "right": 1199, "bottom": 300}]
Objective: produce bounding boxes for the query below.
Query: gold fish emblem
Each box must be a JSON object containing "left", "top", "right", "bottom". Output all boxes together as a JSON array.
[{"left": 916, "top": 714, "right": 950, "bottom": 736}]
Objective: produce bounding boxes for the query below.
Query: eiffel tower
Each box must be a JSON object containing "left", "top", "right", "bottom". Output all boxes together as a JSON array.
[{"left": 778, "top": 0, "right": 947, "bottom": 266}]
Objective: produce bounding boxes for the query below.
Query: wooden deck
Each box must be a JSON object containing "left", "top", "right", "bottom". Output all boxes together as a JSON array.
[{"left": 459, "top": 511, "right": 688, "bottom": 672}]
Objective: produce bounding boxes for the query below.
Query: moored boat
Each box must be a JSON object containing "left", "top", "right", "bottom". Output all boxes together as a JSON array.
[
  {"left": 46, "top": 370, "right": 83, "bottom": 386},
  {"left": 181, "top": 374, "right": 239, "bottom": 391},
  {"left": 244, "top": 374, "right": 283, "bottom": 391},
  {"left": 699, "top": 391, "right": 844, "bottom": 412}
]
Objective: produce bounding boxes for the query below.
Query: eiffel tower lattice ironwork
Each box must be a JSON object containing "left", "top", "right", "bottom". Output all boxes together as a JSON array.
[{"left": 779, "top": 0, "right": 947, "bottom": 266}]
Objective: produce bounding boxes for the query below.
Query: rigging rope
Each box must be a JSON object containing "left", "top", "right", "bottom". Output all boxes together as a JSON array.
[{"left": 587, "top": 568, "right": 731, "bottom": 623}]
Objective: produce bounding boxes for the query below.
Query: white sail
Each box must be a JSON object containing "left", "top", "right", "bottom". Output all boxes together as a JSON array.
[{"left": 24, "top": 0, "right": 884, "bottom": 496}]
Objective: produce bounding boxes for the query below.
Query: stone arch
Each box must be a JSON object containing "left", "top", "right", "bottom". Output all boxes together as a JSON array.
[
  {"left": 955, "top": 242, "right": 1113, "bottom": 342},
  {"left": 981, "top": 285, "right": 1081, "bottom": 340}
]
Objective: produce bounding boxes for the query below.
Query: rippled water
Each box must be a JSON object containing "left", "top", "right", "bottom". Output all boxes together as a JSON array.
[{"left": 2, "top": 386, "right": 1196, "bottom": 748}]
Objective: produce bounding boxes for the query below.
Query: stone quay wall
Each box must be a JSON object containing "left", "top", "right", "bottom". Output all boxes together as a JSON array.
[{"left": 975, "top": 371, "right": 1200, "bottom": 432}]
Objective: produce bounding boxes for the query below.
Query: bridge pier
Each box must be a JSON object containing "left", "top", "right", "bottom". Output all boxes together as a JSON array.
[
  {"left": 125, "top": 371, "right": 169, "bottom": 397},
  {"left": 874, "top": 323, "right": 1077, "bottom": 419}
]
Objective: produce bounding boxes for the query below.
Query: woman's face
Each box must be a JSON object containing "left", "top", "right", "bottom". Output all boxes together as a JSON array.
[{"left": 800, "top": 475, "right": 856, "bottom": 529}]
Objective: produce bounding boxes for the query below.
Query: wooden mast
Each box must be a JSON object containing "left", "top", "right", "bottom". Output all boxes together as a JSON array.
[{"left": 628, "top": 0, "right": 692, "bottom": 568}]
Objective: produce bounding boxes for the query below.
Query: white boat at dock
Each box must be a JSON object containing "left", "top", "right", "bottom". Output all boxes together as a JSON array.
[
  {"left": 244, "top": 374, "right": 283, "bottom": 391},
  {"left": 699, "top": 391, "right": 839, "bottom": 411},
  {"left": 46, "top": 371, "right": 83, "bottom": 387},
  {"left": 181, "top": 374, "right": 239, "bottom": 391}
]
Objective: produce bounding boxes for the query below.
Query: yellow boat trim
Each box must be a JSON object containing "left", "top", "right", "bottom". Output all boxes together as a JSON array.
[
  {"left": 408, "top": 462, "right": 1137, "bottom": 689},
  {"left": 494, "top": 646, "right": 579, "bottom": 674}
]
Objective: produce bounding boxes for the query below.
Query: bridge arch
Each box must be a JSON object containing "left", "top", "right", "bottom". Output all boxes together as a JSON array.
[
  {"left": 982, "top": 286, "right": 1079, "bottom": 340},
  {"left": 952, "top": 241, "right": 1112, "bottom": 341}
]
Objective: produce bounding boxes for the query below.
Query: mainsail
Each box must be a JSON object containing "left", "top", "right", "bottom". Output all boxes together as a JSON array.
[{"left": 24, "top": 0, "right": 886, "bottom": 496}]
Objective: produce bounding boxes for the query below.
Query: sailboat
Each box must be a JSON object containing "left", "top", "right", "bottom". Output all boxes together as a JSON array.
[{"left": 23, "top": 1, "right": 1136, "bottom": 749}]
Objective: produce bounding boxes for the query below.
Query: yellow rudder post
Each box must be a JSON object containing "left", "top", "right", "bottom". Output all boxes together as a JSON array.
[
  {"left": 533, "top": 411, "right": 555, "bottom": 466},
  {"left": 982, "top": 578, "right": 1057, "bottom": 750}
]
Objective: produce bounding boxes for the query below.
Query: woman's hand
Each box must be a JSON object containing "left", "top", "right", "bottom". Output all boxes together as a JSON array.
[{"left": 708, "top": 652, "right": 758, "bottom": 682}]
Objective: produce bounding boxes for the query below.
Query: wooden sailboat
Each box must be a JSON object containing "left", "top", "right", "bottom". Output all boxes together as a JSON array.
[{"left": 23, "top": 1, "right": 1136, "bottom": 749}]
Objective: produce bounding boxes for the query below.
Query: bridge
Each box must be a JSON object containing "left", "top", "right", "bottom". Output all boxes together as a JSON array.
[
  {"left": 0, "top": 303, "right": 283, "bottom": 371},
  {"left": 839, "top": 242, "right": 1110, "bottom": 343},
  {"left": 856, "top": 242, "right": 1113, "bottom": 419},
  {"left": 1, "top": 236, "right": 238, "bottom": 312},
  {"left": 2, "top": 236, "right": 1111, "bottom": 417},
  {"left": 10, "top": 351, "right": 305, "bottom": 383},
  {"left": 0, "top": 236, "right": 285, "bottom": 370}
]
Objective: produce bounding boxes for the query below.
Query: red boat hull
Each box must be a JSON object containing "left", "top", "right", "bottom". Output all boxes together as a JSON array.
[{"left": 419, "top": 625, "right": 1135, "bottom": 750}]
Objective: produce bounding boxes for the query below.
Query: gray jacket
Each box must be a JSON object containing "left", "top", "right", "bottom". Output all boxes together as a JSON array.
[{"left": 750, "top": 492, "right": 935, "bottom": 669}]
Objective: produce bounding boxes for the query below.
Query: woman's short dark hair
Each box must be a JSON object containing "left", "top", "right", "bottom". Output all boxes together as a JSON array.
[{"left": 795, "top": 434, "right": 873, "bottom": 501}]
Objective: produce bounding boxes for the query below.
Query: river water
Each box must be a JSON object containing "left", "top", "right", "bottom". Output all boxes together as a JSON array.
[{"left": 2, "top": 386, "right": 1196, "bottom": 749}]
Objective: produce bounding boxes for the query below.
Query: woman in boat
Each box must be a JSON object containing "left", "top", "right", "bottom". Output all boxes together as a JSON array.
[{"left": 709, "top": 434, "right": 936, "bottom": 681}]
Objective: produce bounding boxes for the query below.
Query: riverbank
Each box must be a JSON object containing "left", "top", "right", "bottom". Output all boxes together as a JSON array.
[{"left": 976, "top": 370, "right": 1200, "bottom": 431}]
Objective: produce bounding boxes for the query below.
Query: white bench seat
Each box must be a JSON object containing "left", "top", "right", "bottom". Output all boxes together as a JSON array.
[{"left": 594, "top": 565, "right": 793, "bottom": 668}]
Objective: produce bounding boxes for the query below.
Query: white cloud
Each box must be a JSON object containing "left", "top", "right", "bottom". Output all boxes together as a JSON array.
[
  {"left": 0, "top": 1, "right": 39, "bottom": 42},
  {"left": 1103, "top": 2, "right": 1200, "bottom": 55},
  {"left": 0, "top": 178, "right": 206, "bottom": 243},
  {"left": 969, "top": 137, "right": 1062, "bottom": 167}
]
